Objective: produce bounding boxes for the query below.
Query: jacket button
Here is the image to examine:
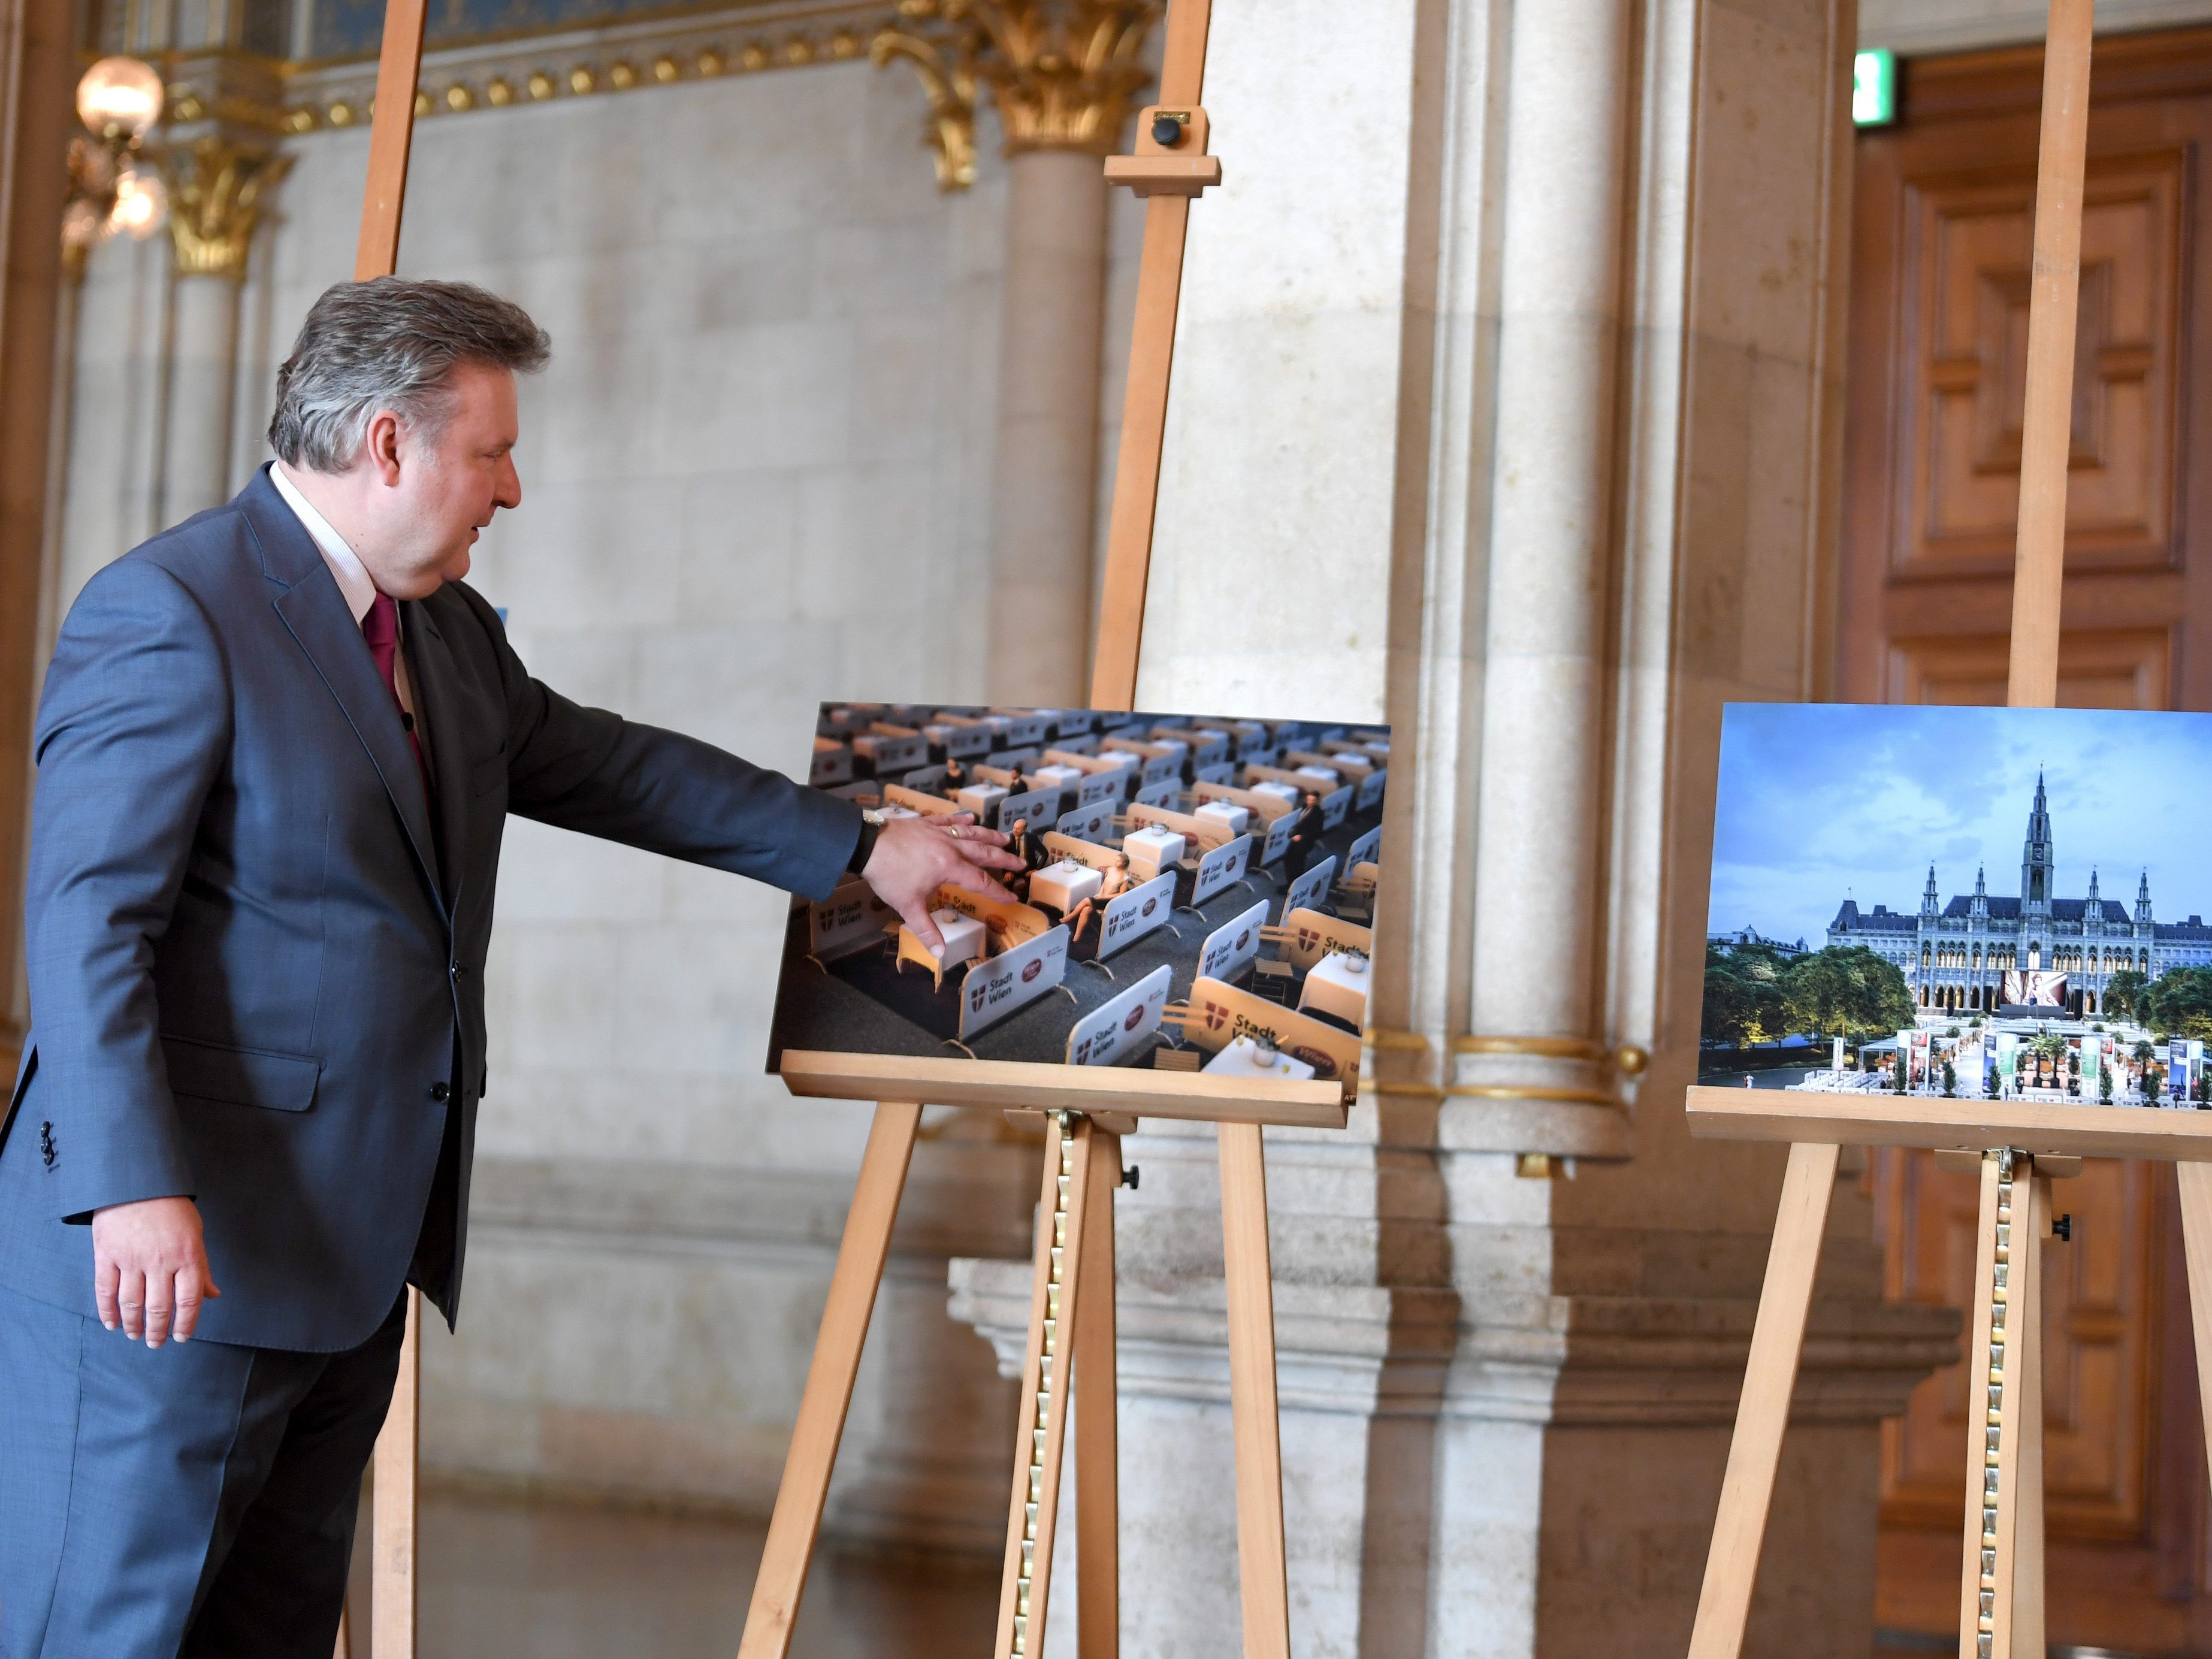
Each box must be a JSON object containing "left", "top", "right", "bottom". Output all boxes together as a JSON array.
[{"left": 429, "top": 1081, "right": 451, "bottom": 1102}]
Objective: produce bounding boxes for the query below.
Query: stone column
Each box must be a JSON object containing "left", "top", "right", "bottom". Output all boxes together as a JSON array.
[
  {"left": 1451, "top": 1, "right": 1637, "bottom": 1161},
  {"left": 159, "top": 134, "right": 288, "bottom": 525},
  {"left": 872, "top": 1, "right": 1157, "bottom": 704},
  {"left": 162, "top": 271, "right": 245, "bottom": 523},
  {"left": 989, "top": 149, "right": 1108, "bottom": 706}
]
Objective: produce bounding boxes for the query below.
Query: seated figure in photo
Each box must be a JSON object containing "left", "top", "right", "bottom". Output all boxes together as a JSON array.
[
  {"left": 1008, "top": 814, "right": 1055, "bottom": 898},
  {"left": 1069, "top": 853, "right": 1134, "bottom": 948}
]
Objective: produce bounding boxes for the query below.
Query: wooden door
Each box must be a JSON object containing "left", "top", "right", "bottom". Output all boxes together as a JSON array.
[{"left": 1845, "top": 29, "right": 2212, "bottom": 1657}]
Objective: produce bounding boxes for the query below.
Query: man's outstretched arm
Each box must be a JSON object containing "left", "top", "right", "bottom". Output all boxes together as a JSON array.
[{"left": 463, "top": 585, "right": 1021, "bottom": 945}]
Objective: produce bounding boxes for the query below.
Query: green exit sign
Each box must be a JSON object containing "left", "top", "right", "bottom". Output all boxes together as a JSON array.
[{"left": 1854, "top": 48, "right": 1897, "bottom": 126}]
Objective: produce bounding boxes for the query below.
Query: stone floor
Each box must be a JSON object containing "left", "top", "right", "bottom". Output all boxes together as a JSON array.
[
  {"left": 343, "top": 1491, "right": 998, "bottom": 1658},
  {"left": 345, "top": 1497, "right": 2093, "bottom": 1659}
]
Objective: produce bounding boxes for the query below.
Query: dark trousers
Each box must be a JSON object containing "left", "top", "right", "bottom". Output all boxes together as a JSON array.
[{"left": 0, "top": 1283, "right": 407, "bottom": 1658}]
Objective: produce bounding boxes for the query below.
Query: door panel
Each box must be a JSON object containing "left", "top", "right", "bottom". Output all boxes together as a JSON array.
[
  {"left": 1903, "top": 153, "right": 2182, "bottom": 576},
  {"left": 1889, "top": 627, "right": 2169, "bottom": 707},
  {"left": 1845, "top": 27, "right": 2212, "bottom": 1655}
]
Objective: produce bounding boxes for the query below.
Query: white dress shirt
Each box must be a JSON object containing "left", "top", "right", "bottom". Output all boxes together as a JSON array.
[{"left": 270, "top": 462, "right": 418, "bottom": 723}]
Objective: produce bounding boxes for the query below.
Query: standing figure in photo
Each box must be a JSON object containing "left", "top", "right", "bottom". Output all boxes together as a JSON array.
[
  {"left": 1288, "top": 789, "right": 1328, "bottom": 875},
  {"left": 0, "top": 277, "right": 1022, "bottom": 1659}
]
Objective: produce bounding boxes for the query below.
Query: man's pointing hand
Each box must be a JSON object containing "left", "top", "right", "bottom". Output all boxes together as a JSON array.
[{"left": 861, "top": 813, "right": 1025, "bottom": 954}]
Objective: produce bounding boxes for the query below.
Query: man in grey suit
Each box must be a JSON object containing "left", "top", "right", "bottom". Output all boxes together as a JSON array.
[{"left": 0, "top": 277, "right": 1019, "bottom": 1657}]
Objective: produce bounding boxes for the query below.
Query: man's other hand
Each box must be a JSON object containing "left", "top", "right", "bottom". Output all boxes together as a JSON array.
[
  {"left": 91, "top": 1195, "right": 220, "bottom": 1347},
  {"left": 863, "top": 813, "right": 1025, "bottom": 954}
]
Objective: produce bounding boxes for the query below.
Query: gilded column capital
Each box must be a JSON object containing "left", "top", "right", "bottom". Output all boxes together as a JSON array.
[
  {"left": 873, "top": 0, "right": 1160, "bottom": 191},
  {"left": 165, "top": 137, "right": 292, "bottom": 280}
]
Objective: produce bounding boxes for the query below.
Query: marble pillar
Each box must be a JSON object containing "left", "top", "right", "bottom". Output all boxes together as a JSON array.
[
  {"left": 1455, "top": 0, "right": 1636, "bottom": 1158},
  {"left": 988, "top": 149, "right": 1110, "bottom": 706},
  {"left": 56, "top": 227, "right": 168, "bottom": 608},
  {"left": 161, "top": 271, "right": 244, "bottom": 524}
]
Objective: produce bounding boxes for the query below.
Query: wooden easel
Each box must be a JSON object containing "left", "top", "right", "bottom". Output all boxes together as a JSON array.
[
  {"left": 339, "top": 1, "right": 432, "bottom": 1654},
  {"left": 1681, "top": 5, "right": 2212, "bottom": 1655},
  {"left": 739, "top": 8, "right": 1329, "bottom": 1658}
]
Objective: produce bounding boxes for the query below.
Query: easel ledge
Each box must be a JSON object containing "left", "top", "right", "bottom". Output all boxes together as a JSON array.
[
  {"left": 1685, "top": 1083, "right": 2212, "bottom": 1162},
  {"left": 779, "top": 1049, "right": 1347, "bottom": 1129}
]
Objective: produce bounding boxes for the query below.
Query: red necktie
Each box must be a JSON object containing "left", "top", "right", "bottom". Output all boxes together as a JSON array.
[{"left": 361, "top": 591, "right": 431, "bottom": 792}]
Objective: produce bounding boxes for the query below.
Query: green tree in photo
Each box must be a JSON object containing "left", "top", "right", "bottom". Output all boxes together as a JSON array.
[
  {"left": 1942, "top": 1059, "right": 1956, "bottom": 1098},
  {"left": 2105, "top": 969, "right": 2149, "bottom": 1021},
  {"left": 1893, "top": 1050, "right": 1908, "bottom": 1093},
  {"left": 1700, "top": 941, "right": 1788, "bottom": 1048},
  {"left": 2143, "top": 968, "right": 2212, "bottom": 1043},
  {"left": 1779, "top": 945, "right": 1917, "bottom": 1041},
  {"left": 2101, "top": 1065, "right": 2114, "bottom": 1102}
]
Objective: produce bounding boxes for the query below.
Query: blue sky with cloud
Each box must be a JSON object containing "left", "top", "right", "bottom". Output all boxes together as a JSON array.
[{"left": 1708, "top": 705, "right": 2212, "bottom": 947}]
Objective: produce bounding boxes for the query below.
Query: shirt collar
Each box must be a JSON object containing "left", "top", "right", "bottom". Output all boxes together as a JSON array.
[{"left": 270, "top": 461, "right": 379, "bottom": 628}]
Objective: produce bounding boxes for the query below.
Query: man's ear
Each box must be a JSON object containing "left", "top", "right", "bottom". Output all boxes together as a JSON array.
[{"left": 363, "top": 409, "right": 405, "bottom": 486}]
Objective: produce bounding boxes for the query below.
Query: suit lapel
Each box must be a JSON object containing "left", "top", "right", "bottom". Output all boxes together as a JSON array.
[
  {"left": 402, "top": 599, "right": 471, "bottom": 913},
  {"left": 242, "top": 470, "right": 446, "bottom": 917}
]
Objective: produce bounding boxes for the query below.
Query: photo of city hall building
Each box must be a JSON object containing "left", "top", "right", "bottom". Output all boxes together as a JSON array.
[{"left": 1827, "top": 774, "right": 2212, "bottom": 1015}]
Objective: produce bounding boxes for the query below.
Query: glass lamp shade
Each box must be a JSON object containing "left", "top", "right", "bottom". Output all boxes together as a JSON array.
[
  {"left": 108, "top": 167, "right": 167, "bottom": 237},
  {"left": 77, "top": 56, "right": 164, "bottom": 139}
]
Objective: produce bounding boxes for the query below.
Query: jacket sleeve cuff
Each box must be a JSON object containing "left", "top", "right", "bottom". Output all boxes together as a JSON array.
[
  {"left": 787, "top": 791, "right": 866, "bottom": 902},
  {"left": 55, "top": 1137, "right": 197, "bottom": 1225}
]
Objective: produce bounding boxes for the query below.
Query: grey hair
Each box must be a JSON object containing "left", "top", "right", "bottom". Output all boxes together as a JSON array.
[{"left": 268, "top": 277, "right": 551, "bottom": 472}]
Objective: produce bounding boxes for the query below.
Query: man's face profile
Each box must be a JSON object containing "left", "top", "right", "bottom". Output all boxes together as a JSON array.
[{"left": 356, "top": 359, "right": 522, "bottom": 599}]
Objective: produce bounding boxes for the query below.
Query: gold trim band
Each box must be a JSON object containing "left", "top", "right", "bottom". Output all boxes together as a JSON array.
[
  {"left": 1358, "top": 1080, "right": 1445, "bottom": 1100},
  {"left": 1445, "top": 1084, "right": 1621, "bottom": 1108},
  {"left": 1455, "top": 1035, "right": 1650, "bottom": 1074},
  {"left": 1455, "top": 1035, "right": 1608, "bottom": 1059},
  {"left": 1362, "top": 1027, "right": 1431, "bottom": 1054}
]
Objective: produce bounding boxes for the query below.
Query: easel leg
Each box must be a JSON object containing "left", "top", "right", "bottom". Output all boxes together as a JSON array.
[
  {"left": 1957, "top": 1155, "right": 2003, "bottom": 1659},
  {"left": 996, "top": 1115, "right": 1099, "bottom": 1659},
  {"left": 1962, "top": 1153, "right": 2042, "bottom": 1659},
  {"left": 371, "top": 1286, "right": 420, "bottom": 1659},
  {"left": 2174, "top": 1164, "right": 2212, "bottom": 1522},
  {"left": 1685, "top": 1141, "right": 1841, "bottom": 1659},
  {"left": 737, "top": 1101, "right": 923, "bottom": 1659},
  {"left": 1075, "top": 1129, "right": 1122, "bottom": 1659},
  {"left": 2008, "top": 1174, "right": 2050, "bottom": 1659},
  {"left": 1217, "top": 1122, "right": 1289, "bottom": 1659}
]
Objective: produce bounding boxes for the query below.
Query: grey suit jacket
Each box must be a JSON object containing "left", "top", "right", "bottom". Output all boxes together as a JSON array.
[{"left": 0, "top": 467, "right": 860, "bottom": 1352}]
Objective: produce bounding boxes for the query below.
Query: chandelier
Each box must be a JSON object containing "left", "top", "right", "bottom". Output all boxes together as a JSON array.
[{"left": 61, "top": 56, "right": 168, "bottom": 272}]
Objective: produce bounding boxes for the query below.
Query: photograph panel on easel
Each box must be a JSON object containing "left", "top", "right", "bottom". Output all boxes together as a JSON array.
[
  {"left": 768, "top": 703, "right": 1390, "bottom": 1090},
  {"left": 1704, "top": 702, "right": 2212, "bottom": 1111}
]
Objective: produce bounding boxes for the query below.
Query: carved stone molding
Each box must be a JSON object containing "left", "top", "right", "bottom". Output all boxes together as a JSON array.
[
  {"left": 279, "top": 0, "right": 894, "bottom": 135},
  {"left": 872, "top": 0, "right": 1159, "bottom": 191},
  {"left": 164, "top": 136, "right": 292, "bottom": 279}
]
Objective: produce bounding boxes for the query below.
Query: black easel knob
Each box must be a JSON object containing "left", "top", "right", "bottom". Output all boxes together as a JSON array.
[
  {"left": 1122, "top": 1164, "right": 1141, "bottom": 1190},
  {"left": 1151, "top": 113, "right": 1185, "bottom": 147},
  {"left": 2053, "top": 1213, "right": 2072, "bottom": 1242}
]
